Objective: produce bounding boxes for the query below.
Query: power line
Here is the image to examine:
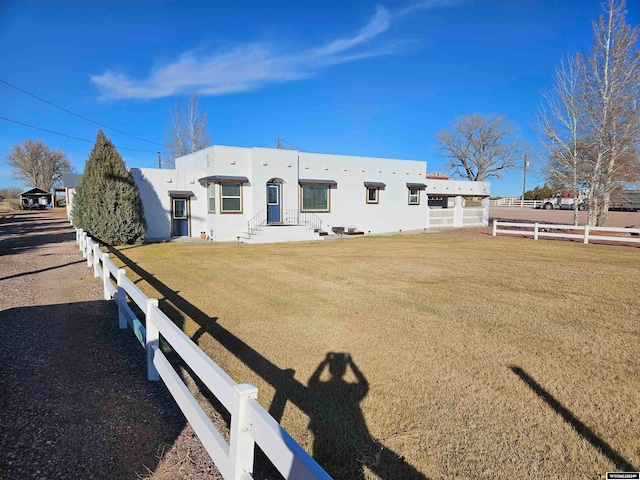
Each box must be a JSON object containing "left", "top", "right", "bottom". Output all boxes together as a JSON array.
[
  {"left": 256, "top": 137, "right": 307, "bottom": 152},
  {"left": 280, "top": 138, "right": 307, "bottom": 152},
  {"left": 0, "top": 115, "right": 159, "bottom": 153},
  {"left": 0, "top": 78, "right": 164, "bottom": 147}
]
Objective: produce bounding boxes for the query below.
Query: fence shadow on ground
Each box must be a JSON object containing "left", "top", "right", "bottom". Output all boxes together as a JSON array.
[
  {"left": 509, "top": 366, "right": 636, "bottom": 472},
  {"left": 0, "top": 301, "right": 188, "bottom": 479},
  {"left": 108, "top": 245, "right": 429, "bottom": 480}
]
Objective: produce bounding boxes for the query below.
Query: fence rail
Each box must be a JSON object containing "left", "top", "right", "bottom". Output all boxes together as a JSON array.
[
  {"left": 489, "top": 198, "right": 542, "bottom": 208},
  {"left": 75, "top": 228, "right": 332, "bottom": 480},
  {"left": 492, "top": 220, "right": 640, "bottom": 244}
]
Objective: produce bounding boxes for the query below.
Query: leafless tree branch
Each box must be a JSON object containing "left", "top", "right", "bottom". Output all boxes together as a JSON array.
[
  {"left": 436, "top": 113, "right": 524, "bottom": 182},
  {"left": 164, "top": 91, "right": 212, "bottom": 167},
  {"left": 6, "top": 139, "right": 71, "bottom": 191}
]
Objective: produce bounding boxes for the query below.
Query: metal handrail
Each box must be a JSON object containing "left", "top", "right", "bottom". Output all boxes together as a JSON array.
[
  {"left": 248, "top": 209, "right": 323, "bottom": 236},
  {"left": 299, "top": 211, "right": 322, "bottom": 232},
  {"left": 247, "top": 209, "right": 267, "bottom": 235}
]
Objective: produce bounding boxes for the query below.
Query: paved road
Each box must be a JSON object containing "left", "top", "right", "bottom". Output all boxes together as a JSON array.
[{"left": 0, "top": 211, "right": 217, "bottom": 479}]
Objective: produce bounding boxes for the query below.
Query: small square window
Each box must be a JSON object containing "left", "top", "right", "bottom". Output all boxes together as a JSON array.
[
  {"left": 367, "top": 187, "right": 379, "bottom": 204},
  {"left": 408, "top": 188, "right": 420, "bottom": 205}
]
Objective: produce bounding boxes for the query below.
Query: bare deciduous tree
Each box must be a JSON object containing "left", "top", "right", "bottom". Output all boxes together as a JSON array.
[
  {"left": 582, "top": 0, "right": 640, "bottom": 226},
  {"left": 535, "top": 55, "right": 587, "bottom": 225},
  {"left": 537, "top": 0, "right": 640, "bottom": 226},
  {"left": 164, "top": 91, "right": 212, "bottom": 167},
  {"left": 6, "top": 139, "right": 71, "bottom": 191},
  {"left": 436, "top": 113, "right": 523, "bottom": 182}
]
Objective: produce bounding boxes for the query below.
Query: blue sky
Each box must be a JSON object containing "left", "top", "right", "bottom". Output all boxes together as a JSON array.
[{"left": 1, "top": 0, "right": 638, "bottom": 196}]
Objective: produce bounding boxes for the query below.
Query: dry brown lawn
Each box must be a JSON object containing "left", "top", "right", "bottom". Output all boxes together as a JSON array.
[
  {"left": 0, "top": 198, "right": 20, "bottom": 214},
  {"left": 111, "top": 231, "right": 640, "bottom": 480}
]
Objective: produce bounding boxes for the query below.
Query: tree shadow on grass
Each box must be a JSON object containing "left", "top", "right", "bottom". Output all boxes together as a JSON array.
[
  {"left": 509, "top": 365, "right": 636, "bottom": 472},
  {"left": 107, "top": 245, "right": 429, "bottom": 479}
]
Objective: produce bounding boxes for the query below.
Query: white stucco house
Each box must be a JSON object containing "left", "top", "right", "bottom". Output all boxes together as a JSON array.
[{"left": 124, "top": 145, "right": 489, "bottom": 243}]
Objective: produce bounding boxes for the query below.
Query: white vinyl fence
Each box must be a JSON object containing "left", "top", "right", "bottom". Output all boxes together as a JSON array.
[
  {"left": 462, "top": 207, "right": 484, "bottom": 226},
  {"left": 489, "top": 198, "right": 542, "bottom": 208},
  {"left": 75, "top": 228, "right": 332, "bottom": 480},
  {"left": 428, "top": 208, "right": 455, "bottom": 227},
  {"left": 492, "top": 220, "right": 640, "bottom": 245},
  {"left": 428, "top": 206, "right": 487, "bottom": 228}
]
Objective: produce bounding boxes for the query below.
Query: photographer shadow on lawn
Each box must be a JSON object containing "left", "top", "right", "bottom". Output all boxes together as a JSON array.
[{"left": 305, "top": 352, "right": 426, "bottom": 480}]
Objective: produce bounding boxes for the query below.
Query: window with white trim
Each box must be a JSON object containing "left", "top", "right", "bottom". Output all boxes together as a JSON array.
[
  {"left": 220, "top": 183, "right": 242, "bottom": 213},
  {"left": 207, "top": 183, "right": 215, "bottom": 213},
  {"left": 173, "top": 198, "right": 187, "bottom": 218},
  {"left": 301, "top": 185, "right": 329, "bottom": 212},
  {"left": 408, "top": 187, "right": 420, "bottom": 205}
]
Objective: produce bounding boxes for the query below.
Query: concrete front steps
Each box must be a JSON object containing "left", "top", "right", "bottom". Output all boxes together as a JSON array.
[{"left": 243, "top": 224, "right": 324, "bottom": 244}]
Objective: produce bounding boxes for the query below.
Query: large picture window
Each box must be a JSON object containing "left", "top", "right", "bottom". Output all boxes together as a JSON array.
[
  {"left": 220, "top": 183, "right": 242, "bottom": 213},
  {"left": 207, "top": 183, "right": 215, "bottom": 213},
  {"left": 302, "top": 185, "right": 329, "bottom": 212}
]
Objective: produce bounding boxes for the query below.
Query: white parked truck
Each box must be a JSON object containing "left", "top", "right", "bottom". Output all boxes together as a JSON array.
[{"left": 540, "top": 191, "right": 587, "bottom": 210}]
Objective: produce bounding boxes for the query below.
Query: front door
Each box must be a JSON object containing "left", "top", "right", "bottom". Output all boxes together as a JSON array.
[
  {"left": 172, "top": 198, "right": 189, "bottom": 236},
  {"left": 267, "top": 184, "right": 281, "bottom": 224}
]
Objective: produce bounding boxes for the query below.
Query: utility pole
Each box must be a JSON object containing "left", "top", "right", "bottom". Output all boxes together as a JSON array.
[
  {"left": 521, "top": 154, "right": 529, "bottom": 208},
  {"left": 157, "top": 152, "right": 162, "bottom": 169}
]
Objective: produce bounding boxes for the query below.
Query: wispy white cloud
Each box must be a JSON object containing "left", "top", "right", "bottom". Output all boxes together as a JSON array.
[{"left": 91, "top": 2, "right": 460, "bottom": 100}]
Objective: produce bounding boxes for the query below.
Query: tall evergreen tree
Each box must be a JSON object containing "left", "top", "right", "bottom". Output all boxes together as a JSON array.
[{"left": 73, "top": 129, "right": 146, "bottom": 244}]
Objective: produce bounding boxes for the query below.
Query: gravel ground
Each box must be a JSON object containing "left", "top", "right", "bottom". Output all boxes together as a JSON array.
[{"left": 0, "top": 211, "right": 221, "bottom": 480}]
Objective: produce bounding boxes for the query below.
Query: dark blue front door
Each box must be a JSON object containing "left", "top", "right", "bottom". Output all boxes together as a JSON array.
[
  {"left": 267, "top": 184, "right": 281, "bottom": 224},
  {"left": 172, "top": 198, "right": 189, "bottom": 236}
]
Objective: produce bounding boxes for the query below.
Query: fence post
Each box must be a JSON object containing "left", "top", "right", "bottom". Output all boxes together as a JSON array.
[
  {"left": 583, "top": 225, "right": 589, "bottom": 244},
  {"left": 116, "top": 269, "right": 127, "bottom": 329},
  {"left": 229, "top": 383, "right": 259, "bottom": 479},
  {"left": 453, "top": 196, "right": 463, "bottom": 227},
  {"left": 146, "top": 298, "right": 160, "bottom": 381},
  {"left": 492, "top": 219, "right": 497, "bottom": 236},
  {"left": 482, "top": 197, "right": 490, "bottom": 226},
  {"left": 425, "top": 203, "right": 431, "bottom": 230},
  {"left": 102, "top": 253, "right": 111, "bottom": 300},
  {"left": 81, "top": 231, "right": 87, "bottom": 258},
  {"left": 86, "top": 238, "right": 93, "bottom": 267},
  {"left": 534, "top": 223, "right": 539, "bottom": 240},
  {"left": 93, "top": 243, "right": 101, "bottom": 277}
]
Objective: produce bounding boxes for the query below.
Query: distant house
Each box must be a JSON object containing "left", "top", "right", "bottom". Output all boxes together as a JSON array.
[
  {"left": 19, "top": 188, "right": 52, "bottom": 210},
  {"left": 62, "top": 173, "right": 83, "bottom": 220}
]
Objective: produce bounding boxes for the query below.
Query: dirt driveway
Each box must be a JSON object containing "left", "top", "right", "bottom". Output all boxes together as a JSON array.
[{"left": 0, "top": 211, "right": 218, "bottom": 479}]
